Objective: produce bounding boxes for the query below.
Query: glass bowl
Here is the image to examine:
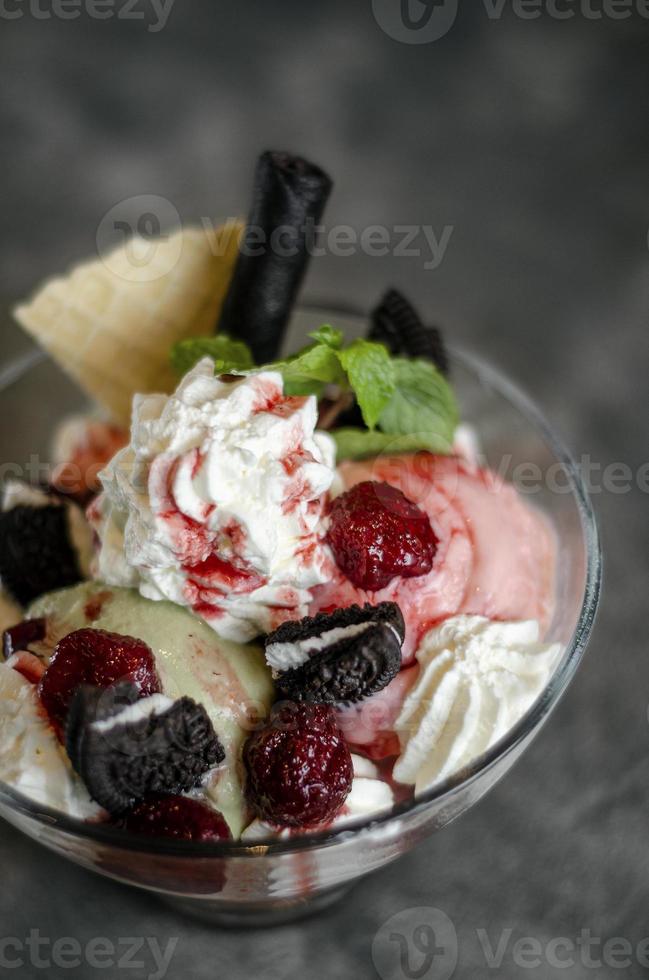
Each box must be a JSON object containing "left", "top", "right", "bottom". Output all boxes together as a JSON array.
[{"left": 0, "top": 306, "right": 601, "bottom": 926}]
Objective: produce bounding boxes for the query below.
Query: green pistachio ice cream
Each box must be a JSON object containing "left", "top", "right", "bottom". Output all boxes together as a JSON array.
[{"left": 29, "top": 582, "right": 275, "bottom": 837}]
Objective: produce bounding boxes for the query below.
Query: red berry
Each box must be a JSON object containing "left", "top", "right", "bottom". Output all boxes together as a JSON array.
[
  {"left": 327, "top": 481, "right": 438, "bottom": 591},
  {"left": 244, "top": 703, "right": 353, "bottom": 828},
  {"left": 38, "top": 628, "right": 161, "bottom": 739},
  {"left": 118, "top": 795, "right": 231, "bottom": 842}
]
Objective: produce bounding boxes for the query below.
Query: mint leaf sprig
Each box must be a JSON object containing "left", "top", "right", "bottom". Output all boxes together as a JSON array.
[
  {"left": 172, "top": 327, "right": 395, "bottom": 430},
  {"left": 171, "top": 326, "right": 458, "bottom": 460},
  {"left": 170, "top": 335, "right": 254, "bottom": 377}
]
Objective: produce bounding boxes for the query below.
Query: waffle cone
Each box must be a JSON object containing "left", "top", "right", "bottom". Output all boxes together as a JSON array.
[{"left": 13, "top": 221, "right": 243, "bottom": 425}]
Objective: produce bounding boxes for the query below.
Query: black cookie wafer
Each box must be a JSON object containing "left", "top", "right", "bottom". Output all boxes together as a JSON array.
[
  {"left": 266, "top": 602, "right": 405, "bottom": 651},
  {"left": 267, "top": 603, "right": 405, "bottom": 705},
  {"left": 369, "top": 288, "right": 449, "bottom": 376},
  {"left": 0, "top": 503, "right": 83, "bottom": 606},
  {"left": 274, "top": 621, "right": 402, "bottom": 705},
  {"left": 66, "top": 683, "right": 225, "bottom": 814}
]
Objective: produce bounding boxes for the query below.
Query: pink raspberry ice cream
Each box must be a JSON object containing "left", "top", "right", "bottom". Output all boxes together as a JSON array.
[
  {"left": 315, "top": 453, "right": 557, "bottom": 757},
  {"left": 311, "top": 452, "right": 557, "bottom": 665}
]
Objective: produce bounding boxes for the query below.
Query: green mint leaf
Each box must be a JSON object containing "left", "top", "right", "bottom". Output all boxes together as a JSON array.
[
  {"left": 332, "top": 427, "right": 453, "bottom": 461},
  {"left": 171, "top": 336, "right": 254, "bottom": 376},
  {"left": 338, "top": 339, "right": 395, "bottom": 429},
  {"left": 170, "top": 332, "right": 459, "bottom": 466},
  {"left": 379, "top": 358, "right": 459, "bottom": 447},
  {"left": 283, "top": 379, "right": 327, "bottom": 397},
  {"left": 272, "top": 342, "right": 346, "bottom": 389},
  {"left": 171, "top": 328, "right": 344, "bottom": 396},
  {"left": 308, "top": 324, "right": 344, "bottom": 349}
]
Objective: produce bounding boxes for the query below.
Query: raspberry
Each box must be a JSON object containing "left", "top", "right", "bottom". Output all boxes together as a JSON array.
[
  {"left": 118, "top": 795, "right": 231, "bottom": 841},
  {"left": 244, "top": 703, "right": 353, "bottom": 828},
  {"left": 38, "top": 628, "right": 161, "bottom": 739},
  {"left": 327, "top": 481, "right": 438, "bottom": 591}
]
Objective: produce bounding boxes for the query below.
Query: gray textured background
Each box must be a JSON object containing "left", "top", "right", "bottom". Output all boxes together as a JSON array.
[{"left": 0, "top": 3, "right": 648, "bottom": 978}]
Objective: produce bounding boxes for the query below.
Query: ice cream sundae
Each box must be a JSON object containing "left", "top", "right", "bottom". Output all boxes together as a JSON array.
[{"left": 0, "top": 151, "right": 561, "bottom": 843}]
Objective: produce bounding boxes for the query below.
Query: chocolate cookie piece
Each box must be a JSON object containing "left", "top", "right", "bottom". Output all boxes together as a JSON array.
[
  {"left": 370, "top": 288, "right": 449, "bottom": 376},
  {"left": 266, "top": 602, "right": 405, "bottom": 658},
  {"left": 0, "top": 504, "right": 83, "bottom": 606},
  {"left": 66, "top": 683, "right": 225, "bottom": 815},
  {"left": 274, "top": 621, "right": 402, "bottom": 705},
  {"left": 266, "top": 603, "right": 404, "bottom": 705}
]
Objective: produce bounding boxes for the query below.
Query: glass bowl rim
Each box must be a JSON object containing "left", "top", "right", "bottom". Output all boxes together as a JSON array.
[{"left": 0, "top": 304, "right": 602, "bottom": 859}]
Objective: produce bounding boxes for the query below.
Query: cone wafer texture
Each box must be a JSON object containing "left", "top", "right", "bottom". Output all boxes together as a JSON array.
[{"left": 13, "top": 221, "right": 243, "bottom": 425}]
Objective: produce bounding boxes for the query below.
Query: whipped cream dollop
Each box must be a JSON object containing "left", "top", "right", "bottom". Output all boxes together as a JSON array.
[
  {"left": 0, "top": 662, "right": 102, "bottom": 819},
  {"left": 90, "top": 359, "right": 336, "bottom": 641},
  {"left": 333, "top": 754, "right": 394, "bottom": 827},
  {"left": 393, "top": 616, "right": 561, "bottom": 793}
]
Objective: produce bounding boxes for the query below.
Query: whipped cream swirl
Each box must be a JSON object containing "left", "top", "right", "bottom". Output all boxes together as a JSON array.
[
  {"left": 90, "top": 359, "right": 336, "bottom": 641},
  {"left": 393, "top": 616, "right": 561, "bottom": 793},
  {"left": 0, "top": 663, "right": 101, "bottom": 819}
]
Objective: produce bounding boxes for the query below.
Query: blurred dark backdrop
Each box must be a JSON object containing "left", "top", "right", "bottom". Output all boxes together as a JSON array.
[{"left": 1, "top": 4, "right": 648, "bottom": 978}]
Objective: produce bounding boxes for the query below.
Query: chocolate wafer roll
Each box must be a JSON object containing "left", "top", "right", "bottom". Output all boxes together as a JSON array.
[
  {"left": 218, "top": 151, "right": 333, "bottom": 363},
  {"left": 369, "top": 288, "right": 449, "bottom": 375}
]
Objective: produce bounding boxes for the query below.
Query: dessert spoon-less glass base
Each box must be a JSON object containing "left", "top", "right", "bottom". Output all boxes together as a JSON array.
[{"left": 0, "top": 307, "right": 601, "bottom": 926}]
